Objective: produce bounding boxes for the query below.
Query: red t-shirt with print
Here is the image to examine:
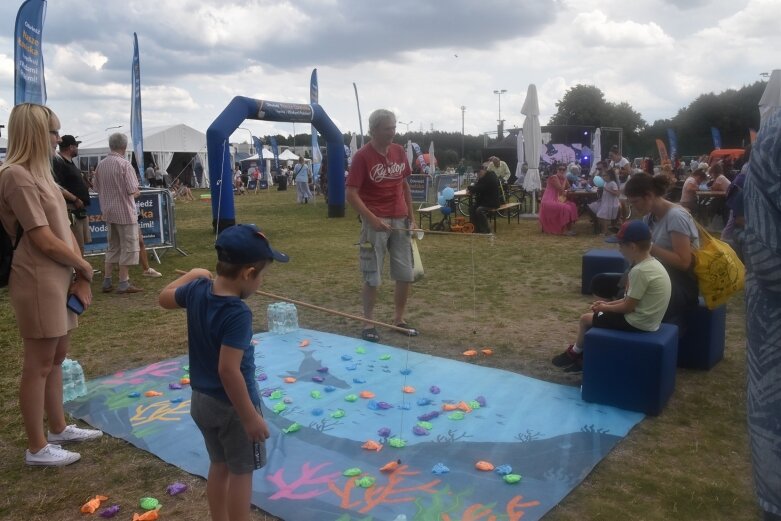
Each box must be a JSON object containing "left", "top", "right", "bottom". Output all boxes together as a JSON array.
[{"left": 346, "top": 142, "right": 411, "bottom": 218}]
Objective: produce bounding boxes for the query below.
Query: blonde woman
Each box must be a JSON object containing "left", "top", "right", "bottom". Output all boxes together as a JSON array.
[{"left": 0, "top": 104, "right": 102, "bottom": 466}]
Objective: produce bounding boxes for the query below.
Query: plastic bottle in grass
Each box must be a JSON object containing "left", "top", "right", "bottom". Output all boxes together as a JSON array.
[{"left": 62, "top": 358, "right": 87, "bottom": 402}]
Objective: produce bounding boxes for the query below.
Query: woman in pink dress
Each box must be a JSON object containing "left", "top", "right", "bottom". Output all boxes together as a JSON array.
[{"left": 539, "top": 165, "right": 579, "bottom": 235}]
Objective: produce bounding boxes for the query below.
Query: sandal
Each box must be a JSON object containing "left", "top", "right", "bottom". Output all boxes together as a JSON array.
[
  {"left": 395, "top": 323, "right": 419, "bottom": 337},
  {"left": 361, "top": 328, "right": 380, "bottom": 343}
]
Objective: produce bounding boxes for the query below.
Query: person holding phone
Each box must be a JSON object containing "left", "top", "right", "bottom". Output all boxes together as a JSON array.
[{"left": 0, "top": 104, "right": 102, "bottom": 467}]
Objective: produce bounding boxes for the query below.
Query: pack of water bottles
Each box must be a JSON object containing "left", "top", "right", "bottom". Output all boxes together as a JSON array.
[
  {"left": 62, "top": 358, "right": 88, "bottom": 402},
  {"left": 266, "top": 302, "right": 299, "bottom": 334}
]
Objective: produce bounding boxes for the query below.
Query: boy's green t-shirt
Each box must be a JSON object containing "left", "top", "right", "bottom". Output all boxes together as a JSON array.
[{"left": 624, "top": 256, "right": 672, "bottom": 331}]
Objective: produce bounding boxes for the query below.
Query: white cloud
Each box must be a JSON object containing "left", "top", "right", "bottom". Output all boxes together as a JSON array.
[{"left": 573, "top": 10, "right": 674, "bottom": 48}]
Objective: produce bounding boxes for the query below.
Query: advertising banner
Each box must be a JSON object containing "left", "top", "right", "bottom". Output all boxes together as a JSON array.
[
  {"left": 255, "top": 100, "right": 312, "bottom": 123},
  {"left": 407, "top": 174, "right": 430, "bottom": 203},
  {"left": 85, "top": 190, "right": 170, "bottom": 254},
  {"left": 14, "top": 0, "right": 47, "bottom": 105},
  {"left": 131, "top": 32, "right": 145, "bottom": 180}
]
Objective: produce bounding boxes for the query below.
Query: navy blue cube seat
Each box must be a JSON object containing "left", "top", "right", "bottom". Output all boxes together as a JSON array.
[
  {"left": 677, "top": 299, "right": 726, "bottom": 369},
  {"left": 581, "top": 323, "right": 679, "bottom": 415},
  {"left": 581, "top": 249, "right": 628, "bottom": 294}
]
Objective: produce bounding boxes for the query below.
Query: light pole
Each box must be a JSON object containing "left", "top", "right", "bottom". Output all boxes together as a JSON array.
[
  {"left": 493, "top": 89, "right": 507, "bottom": 137},
  {"left": 460, "top": 106, "right": 466, "bottom": 159},
  {"left": 398, "top": 120, "right": 413, "bottom": 133},
  {"left": 238, "top": 127, "right": 254, "bottom": 155}
]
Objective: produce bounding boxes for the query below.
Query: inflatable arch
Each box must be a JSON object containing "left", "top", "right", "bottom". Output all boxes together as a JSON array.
[{"left": 206, "top": 96, "right": 346, "bottom": 231}]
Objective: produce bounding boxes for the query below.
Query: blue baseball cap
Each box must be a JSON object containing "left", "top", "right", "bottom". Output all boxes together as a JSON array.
[
  {"left": 215, "top": 224, "right": 289, "bottom": 264},
  {"left": 605, "top": 220, "right": 652, "bottom": 244}
]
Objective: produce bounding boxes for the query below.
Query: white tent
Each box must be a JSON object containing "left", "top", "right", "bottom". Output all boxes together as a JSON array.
[
  {"left": 278, "top": 149, "right": 300, "bottom": 161},
  {"left": 78, "top": 124, "right": 208, "bottom": 186}
]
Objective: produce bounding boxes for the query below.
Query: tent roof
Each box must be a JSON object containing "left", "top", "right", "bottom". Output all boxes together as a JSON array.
[
  {"left": 78, "top": 124, "right": 206, "bottom": 154},
  {"left": 242, "top": 149, "right": 299, "bottom": 161}
]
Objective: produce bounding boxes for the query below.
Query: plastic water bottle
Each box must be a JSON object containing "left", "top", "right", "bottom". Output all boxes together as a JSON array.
[
  {"left": 62, "top": 358, "right": 87, "bottom": 402},
  {"left": 267, "top": 302, "right": 299, "bottom": 333}
]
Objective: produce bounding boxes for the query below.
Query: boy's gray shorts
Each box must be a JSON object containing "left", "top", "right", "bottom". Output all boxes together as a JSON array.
[{"left": 190, "top": 390, "right": 266, "bottom": 474}]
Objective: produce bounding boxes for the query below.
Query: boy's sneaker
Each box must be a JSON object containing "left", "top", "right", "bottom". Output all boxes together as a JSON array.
[
  {"left": 25, "top": 443, "right": 81, "bottom": 466},
  {"left": 563, "top": 357, "right": 584, "bottom": 373},
  {"left": 48, "top": 424, "right": 103, "bottom": 444},
  {"left": 552, "top": 345, "right": 582, "bottom": 367}
]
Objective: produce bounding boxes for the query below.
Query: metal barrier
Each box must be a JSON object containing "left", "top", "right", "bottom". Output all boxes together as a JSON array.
[{"left": 84, "top": 188, "right": 187, "bottom": 261}]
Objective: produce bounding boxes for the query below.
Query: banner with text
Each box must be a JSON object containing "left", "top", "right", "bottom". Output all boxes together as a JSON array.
[
  {"left": 84, "top": 190, "right": 171, "bottom": 254},
  {"left": 14, "top": 0, "right": 47, "bottom": 105},
  {"left": 131, "top": 32, "right": 145, "bottom": 180},
  {"left": 407, "top": 174, "right": 430, "bottom": 203}
]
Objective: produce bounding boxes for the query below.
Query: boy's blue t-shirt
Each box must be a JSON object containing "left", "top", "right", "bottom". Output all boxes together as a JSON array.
[{"left": 175, "top": 278, "right": 260, "bottom": 408}]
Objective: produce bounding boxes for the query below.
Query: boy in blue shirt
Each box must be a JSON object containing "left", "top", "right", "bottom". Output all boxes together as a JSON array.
[
  {"left": 159, "top": 224, "right": 288, "bottom": 521},
  {"left": 552, "top": 220, "right": 671, "bottom": 373}
]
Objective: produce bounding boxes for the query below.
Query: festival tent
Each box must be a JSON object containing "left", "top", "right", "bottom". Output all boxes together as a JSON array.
[{"left": 78, "top": 124, "right": 207, "bottom": 187}]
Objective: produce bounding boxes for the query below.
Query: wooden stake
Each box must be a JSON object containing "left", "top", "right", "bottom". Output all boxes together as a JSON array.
[{"left": 174, "top": 270, "right": 414, "bottom": 335}]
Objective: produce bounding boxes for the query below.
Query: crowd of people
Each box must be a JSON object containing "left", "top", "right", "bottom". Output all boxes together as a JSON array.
[{"left": 0, "top": 101, "right": 775, "bottom": 520}]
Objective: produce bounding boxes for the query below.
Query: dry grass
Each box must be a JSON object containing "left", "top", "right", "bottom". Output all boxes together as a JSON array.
[{"left": 0, "top": 187, "right": 757, "bottom": 520}]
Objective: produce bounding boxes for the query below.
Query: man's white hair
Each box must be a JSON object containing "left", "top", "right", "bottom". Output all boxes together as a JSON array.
[
  {"left": 108, "top": 132, "right": 128, "bottom": 151},
  {"left": 368, "top": 109, "right": 396, "bottom": 135}
]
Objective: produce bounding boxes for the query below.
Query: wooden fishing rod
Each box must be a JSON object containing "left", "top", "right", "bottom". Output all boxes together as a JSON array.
[
  {"left": 174, "top": 269, "right": 414, "bottom": 335},
  {"left": 392, "top": 228, "right": 495, "bottom": 238}
]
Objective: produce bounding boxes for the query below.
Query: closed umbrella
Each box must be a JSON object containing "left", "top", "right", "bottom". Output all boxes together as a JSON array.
[
  {"left": 589, "top": 128, "right": 602, "bottom": 175},
  {"left": 515, "top": 130, "right": 524, "bottom": 184},
  {"left": 406, "top": 140, "right": 414, "bottom": 169},
  {"left": 759, "top": 69, "right": 781, "bottom": 130},
  {"left": 428, "top": 141, "right": 436, "bottom": 175},
  {"left": 521, "top": 84, "right": 542, "bottom": 213}
]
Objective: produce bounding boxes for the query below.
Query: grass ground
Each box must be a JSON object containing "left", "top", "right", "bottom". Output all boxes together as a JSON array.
[{"left": 0, "top": 187, "right": 758, "bottom": 520}]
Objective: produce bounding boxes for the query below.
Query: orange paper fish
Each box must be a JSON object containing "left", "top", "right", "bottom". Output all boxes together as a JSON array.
[
  {"left": 144, "top": 391, "right": 163, "bottom": 397},
  {"left": 179, "top": 377, "right": 190, "bottom": 385},
  {"left": 299, "top": 339, "right": 310, "bottom": 347},
  {"left": 361, "top": 440, "right": 383, "bottom": 451},
  {"left": 380, "top": 460, "right": 401, "bottom": 473},
  {"left": 402, "top": 386, "right": 415, "bottom": 394},
  {"left": 442, "top": 403, "right": 459, "bottom": 411},
  {"left": 81, "top": 495, "right": 109, "bottom": 513},
  {"left": 462, "top": 350, "right": 478, "bottom": 357},
  {"left": 475, "top": 460, "right": 495, "bottom": 471},
  {"left": 481, "top": 348, "right": 493, "bottom": 356},
  {"left": 132, "top": 511, "right": 159, "bottom": 521},
  {"left": 359, "top": 390, "right": 375, "bottom": 399},
  {"left": 457, "top": 401, "right": 473, "bottom": 413},
  {"left": 284, "top": 377, "right": 297, "bottom": 384}
]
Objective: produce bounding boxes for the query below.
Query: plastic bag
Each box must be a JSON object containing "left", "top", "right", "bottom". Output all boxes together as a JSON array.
[
  {"left": 693, "top": 222, "right": 744, "bottom": 309},
  {"left": 411, "top": 239, "right": 424, "bottom": 282}
]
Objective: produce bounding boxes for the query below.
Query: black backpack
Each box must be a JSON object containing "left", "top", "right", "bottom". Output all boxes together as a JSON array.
[{"left": 0, "top": 223, "right": 23, "bottom": 288}]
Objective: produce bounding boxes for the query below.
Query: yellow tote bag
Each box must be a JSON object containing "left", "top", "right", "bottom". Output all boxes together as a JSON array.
[{"left": 692, "top": 222, "right": 745, "bottom": 309}]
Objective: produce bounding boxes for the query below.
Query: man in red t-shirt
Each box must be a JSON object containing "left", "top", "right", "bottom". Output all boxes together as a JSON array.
[{"left": 346, "top": 109, "right": 417, "bottom": 343}]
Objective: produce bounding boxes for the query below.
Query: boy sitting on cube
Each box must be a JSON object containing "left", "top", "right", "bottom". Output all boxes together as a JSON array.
[{"left": 552, "top": 220, "right": 671, "bottom": 373}]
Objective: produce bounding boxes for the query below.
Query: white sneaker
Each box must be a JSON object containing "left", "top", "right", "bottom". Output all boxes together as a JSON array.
[
  {"left": 47, "top": 424, "right": 103, "bottom": 444},
  {"left": 25, "top": 443, "right": 81, "bottom": 466},
  {"left": 143, "top": 267, "right": 162, "bottom": 278}
]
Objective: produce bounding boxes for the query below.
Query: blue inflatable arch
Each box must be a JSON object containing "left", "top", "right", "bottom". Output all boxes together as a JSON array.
[{"left": 206, "top": 96, "right": 346, "bottom": 231}]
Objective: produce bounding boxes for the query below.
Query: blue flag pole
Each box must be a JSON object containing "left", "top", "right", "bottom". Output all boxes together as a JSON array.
[
  {"left": 131, "top": 32, "right": 145, "bottom": 184},
  {"left": 14, "top": 0, "right": 47, "bottom": 105}
]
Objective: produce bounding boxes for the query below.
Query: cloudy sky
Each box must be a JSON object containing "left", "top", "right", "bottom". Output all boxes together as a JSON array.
[{"left": 0, "top": 0, "right": 778, "bottom": 145}]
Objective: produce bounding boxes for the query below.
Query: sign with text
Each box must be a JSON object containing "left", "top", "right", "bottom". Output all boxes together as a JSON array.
[
  {"left": 407, "top": 174, "right": 430, "bottom": 203},
  {"left": 434, "top": 174, "right": 459, "bottom": 195},
  {"left": 85, "top": 189, "right": 170, "bottom": 254},
  {"left": 255, "top": 100, "right": 312, "bottom": 123}
]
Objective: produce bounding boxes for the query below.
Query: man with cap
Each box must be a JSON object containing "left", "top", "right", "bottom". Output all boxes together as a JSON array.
[
  {"left": 52, "top": 135, "right": 91, "bottom": 254},
  {"left": 551, "top": 220, "right": 671, "bottom": 373},
  {"left": 158, "top": 224, "right": 288, "bottom": 521}
]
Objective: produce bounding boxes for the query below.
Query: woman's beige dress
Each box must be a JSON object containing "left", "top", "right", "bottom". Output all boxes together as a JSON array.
[{"left": 0, "top": 168, "right": 77, "bottom": 339}]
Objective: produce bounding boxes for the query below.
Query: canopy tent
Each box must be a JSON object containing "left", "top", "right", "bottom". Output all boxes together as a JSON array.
[{"left": 78, "top": 124, "right": 208, "bottom": 187}]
